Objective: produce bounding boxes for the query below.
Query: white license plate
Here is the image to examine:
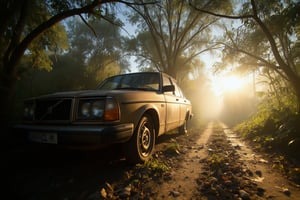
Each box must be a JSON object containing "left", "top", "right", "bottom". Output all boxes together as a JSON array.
[{"left": 29, "top": 132, "right": 58, "bottom": 144}]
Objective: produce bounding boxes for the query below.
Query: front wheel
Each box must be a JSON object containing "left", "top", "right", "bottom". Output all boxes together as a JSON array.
[{"left": 124, "top": 114, "right": 156, "bottom": 164}]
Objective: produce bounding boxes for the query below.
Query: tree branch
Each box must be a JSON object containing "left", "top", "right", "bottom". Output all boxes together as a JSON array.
[
  {"left": 6, "top": 0, "right": 112, "bottom": 74},
  {"left": 6, "top": 0, "right": 157, "bottom": 75},
  {"left": 79, "top": 14, "right": 97, "bottom": 37},
  {"left": 189, "top": 0, "right": 254, "bottom": 19}
]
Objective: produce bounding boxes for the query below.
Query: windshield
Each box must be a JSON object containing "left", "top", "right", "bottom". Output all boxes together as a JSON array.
[{"left": 98, "top": 73, "right": 160, "bottom": 91}]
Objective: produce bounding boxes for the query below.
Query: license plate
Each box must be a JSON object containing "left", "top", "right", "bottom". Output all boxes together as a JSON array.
[{"left": 29, "top": 132, "right": 58, "bottom": 144}]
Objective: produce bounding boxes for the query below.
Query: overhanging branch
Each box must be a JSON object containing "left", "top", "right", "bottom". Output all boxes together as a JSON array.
[{"left": 188, "top": 0, "right": 254, "bottom": 19}]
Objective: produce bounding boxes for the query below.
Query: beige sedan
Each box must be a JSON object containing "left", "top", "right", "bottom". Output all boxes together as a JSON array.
[{"left": 15, "top": 72, "right": 192, "bottom": 163}]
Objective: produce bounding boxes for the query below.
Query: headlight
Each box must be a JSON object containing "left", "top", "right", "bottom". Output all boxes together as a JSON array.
[
  {"left": 77, "top": 98, "right": 106, "bottom": 120},
  {"left": 81, "top": 102, "right": 91, "bottom": 118},
  {"left": 23, "top": 102, "right": 35, "bottom": 120},
  {"left": 91, "top": 101, "right": 104, "bottom": 118}
]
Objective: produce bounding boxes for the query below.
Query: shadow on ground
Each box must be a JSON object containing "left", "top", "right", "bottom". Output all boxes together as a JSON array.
[
  {"left": 5, "top": 129, "right": 183, "bottom": 200},
  {"left": 6, "top": 144, "right": 131, "bottom": 200}
]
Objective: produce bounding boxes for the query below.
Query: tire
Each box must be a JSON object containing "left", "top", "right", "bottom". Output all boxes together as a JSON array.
[
  {"left": 179, "top": 118, "right": 188, "bottom": 135},
  {"left": 124, "top": 114, "right": 156, "bottom": 164}
]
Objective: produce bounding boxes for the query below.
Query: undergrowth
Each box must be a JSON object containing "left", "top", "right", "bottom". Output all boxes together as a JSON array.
[
  {"left": 164, "top": 140, "right": 181, "bottom": 155},
  {"left": 136, "top": 158, "right": 169, "bottom": 175},
  {"left": 233, "top": 97, "right": 300, "bottom": 184}
]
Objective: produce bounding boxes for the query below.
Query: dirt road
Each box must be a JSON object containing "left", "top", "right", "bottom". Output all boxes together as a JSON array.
[
  {"left": 222, "top": 123, "right": 300, "bottom": 200},
  {"left": 152, "top": 122, "right": 213, "bottom": 199},
  {"left": 152, "top": 121, "right": 300, "bottom": 199},
  {"left": 6, "top": 121, "right": 300, "bottom": 199}
]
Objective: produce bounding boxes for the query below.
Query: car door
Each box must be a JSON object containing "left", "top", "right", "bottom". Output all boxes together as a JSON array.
[{"left": 163, "top": 75, "right": 180, "bottom": 132}]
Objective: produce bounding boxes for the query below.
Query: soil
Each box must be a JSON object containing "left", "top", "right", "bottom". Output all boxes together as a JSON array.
[{"left": 5, "top": 121, "right": 300, "bottom": 199}]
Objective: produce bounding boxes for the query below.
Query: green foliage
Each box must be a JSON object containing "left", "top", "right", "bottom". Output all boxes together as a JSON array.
[
  {"left": 28, "top": 26, "right": 69, "bottom": 72},
  {"left": 216, "top": 1, "right": 300, "bottom": 164},
  {"left": 67, "top": 18, "right": 128, "bottom": 82},
  {"left": 209, "top": 153, "right": 225, "bottom": 168},
  {"left": 233, "top": 88, "right": 300, "bottom": 168},
  {"left": 234, "top": 87, "right": 298, "bottom": 136},
  {"left": 1, "top": 0, "right": 69, "bottom": 74},
  {"left": 164, "top": 141, "right": 181, "bottom": 156},
  {"left": 13, "top": 17, "right": 128, "bottom": 111},
  {"left": 137, "top": 159, "right": 169, "bottom": 175}
]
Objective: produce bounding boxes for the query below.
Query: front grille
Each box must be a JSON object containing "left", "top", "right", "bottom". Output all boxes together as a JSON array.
[{"left": 34, "top": 98, "right": 72, "bottom": 121}]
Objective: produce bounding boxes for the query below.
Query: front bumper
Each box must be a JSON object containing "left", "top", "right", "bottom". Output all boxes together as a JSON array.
[{"left": 14, "top": 123, "right": 134, "bottom": 148}]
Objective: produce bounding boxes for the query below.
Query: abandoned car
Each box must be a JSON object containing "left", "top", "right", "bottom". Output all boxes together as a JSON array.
[{"left": 15, "top": 72, "right": 192, "bottom": 163}]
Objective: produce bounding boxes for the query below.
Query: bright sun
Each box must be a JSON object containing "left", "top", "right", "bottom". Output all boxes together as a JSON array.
[
  {"left": 211, "top": 75, "right": 245, "bottom": 96},
  {"left": 223, "top": 76, "right": 243, "bottom": 91}
]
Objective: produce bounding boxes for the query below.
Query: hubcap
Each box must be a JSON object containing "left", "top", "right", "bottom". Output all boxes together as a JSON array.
[{"left": 140, "top": 125, "right": 152, "bottom": 156}]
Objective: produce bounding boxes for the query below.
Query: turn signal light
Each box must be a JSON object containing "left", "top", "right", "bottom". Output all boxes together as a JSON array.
[{"left": 104, "top": 97, "right": 119, "bottom": 121}]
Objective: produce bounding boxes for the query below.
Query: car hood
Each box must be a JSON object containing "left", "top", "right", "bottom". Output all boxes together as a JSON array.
[{"left": 29, "top": 89, "right": 157, "bottom": 99}]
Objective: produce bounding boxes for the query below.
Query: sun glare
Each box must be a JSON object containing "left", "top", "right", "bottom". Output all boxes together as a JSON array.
[
  {"left": 211, "top": 75, "right": 245, "bottom": 96},
  {"left": 223, "top": 76, "right": 243, "bottom": 91}
]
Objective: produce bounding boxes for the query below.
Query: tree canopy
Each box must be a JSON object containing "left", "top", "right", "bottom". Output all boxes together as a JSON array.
[{"left": 17, "top": 17, "right": 127, "bottom": 100}]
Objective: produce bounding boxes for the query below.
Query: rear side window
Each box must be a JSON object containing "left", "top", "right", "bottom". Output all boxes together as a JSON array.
[
  {"left": 163, "top": 76, "right": 173, "bottom": 95},
  {"left": 174, "top": 82, "right": 186, "bottom": 98},
  {"left": 169, "top": 79, "right": 183, "bottom": 98},
  {"left": 163, "top": 76, "right": 172, "bottom": 86}
]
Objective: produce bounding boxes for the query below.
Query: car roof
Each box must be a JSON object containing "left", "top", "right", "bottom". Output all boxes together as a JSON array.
[{"left": 110, "top": 71, "right": 175, "bottom": 79}]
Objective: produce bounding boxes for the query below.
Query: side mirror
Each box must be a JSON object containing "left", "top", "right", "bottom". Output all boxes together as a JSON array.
[{"left": 162, "top": 85, "right": 175, "bottom": 93}]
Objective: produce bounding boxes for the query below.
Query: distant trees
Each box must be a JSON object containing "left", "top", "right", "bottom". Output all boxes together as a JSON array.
[
  {"left": 67, "top": 18, "right": 129, "bottom": 84},
  {"left": 18, "top": 18, "right": 128, "bottom": 98},
  {"left": 125, "top": 0, "right": 231, "bottom": 82}
]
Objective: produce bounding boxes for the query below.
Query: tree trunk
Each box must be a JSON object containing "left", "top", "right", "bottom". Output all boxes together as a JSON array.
[
  {"left": 291, "top": 78, "right": 300, "bottom": 114},
  {"left": 0, "top": 68, "right": 17, "bottom": 144}
]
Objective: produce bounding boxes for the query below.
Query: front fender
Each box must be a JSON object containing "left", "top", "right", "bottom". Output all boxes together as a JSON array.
[
  {"left": 134, "top": 103, "right": 162, "bottom": 127},
  {"left": 134, "top": 103, "right": 166, "bottom": 138}
]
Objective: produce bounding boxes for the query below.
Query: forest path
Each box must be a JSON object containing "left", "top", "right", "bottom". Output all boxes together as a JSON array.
[
  {"left": 153, "top": 122, "right": 214, "bottom": 199},
  {"left": 221, "top": 122, "right": 300, "bottom": 200},
  {"left": 152, "top": 121, "right": 300, "bottom": 199}
]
